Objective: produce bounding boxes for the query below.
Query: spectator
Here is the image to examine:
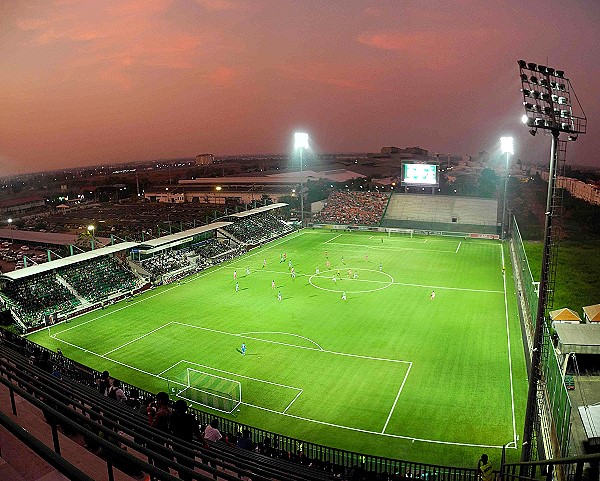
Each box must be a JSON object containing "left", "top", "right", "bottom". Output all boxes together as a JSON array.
[
  {"left": 107, "top": 378, "right": 127, "bottom": 402},
  {"left": 313, "top": 191, "right": 388, "bottom": 226},
  {"left": 203, "top": 418, "right": 223, "bottom": 442},
  {"left": 170, "top": 399, "right": 201, "bottom": 481},
  {"left": 125, "top": 389, "right": 141, "bottom": 411},
  {"left": 96, "top": 370, "right": 110, "bottom": 396},
  {"left": 237, "top": 429, "right": 253, "bottom": 450},
  {"left": 150, "top": 391, "right": 171, "bottom": 432},
  {"left": 477, "top": 454, "right": 493, "bottom": 481}
]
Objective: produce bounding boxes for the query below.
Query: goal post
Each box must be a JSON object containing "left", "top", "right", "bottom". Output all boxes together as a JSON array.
[
  {"left": 176, "top": 368, "right": 242, "bottom": 414},
  {"left": 385, "top": 227, "right": 413, "bottom": 238}
]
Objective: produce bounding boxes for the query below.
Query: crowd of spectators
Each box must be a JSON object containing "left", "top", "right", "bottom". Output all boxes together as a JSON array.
[
  {"left": 223, "top": 213, "right": 293, "bottom": 244},
  {"left": 2, "top": 273, "right": 79, "bottom": 326},
  {"left": 59, "top": 256, "right": 139, "bottom": 303},
  {"left": 313, "top": 191, "right": 389, "bottom": 226},
  {"left": 140, "top": 249, "right": 192, "bottom": 277}
]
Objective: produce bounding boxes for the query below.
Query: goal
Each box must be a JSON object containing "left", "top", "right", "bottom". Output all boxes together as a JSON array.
[
  {"left": 175, "top": 368, "right": 242, "bottom": 413},
  {"left": 385, "top": 228, "right": 413, "bottom": 238}
]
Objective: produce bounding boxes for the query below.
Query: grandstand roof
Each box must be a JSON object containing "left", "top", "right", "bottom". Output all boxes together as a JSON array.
[
  {"left": 584, "top": 304, "right": 600, "bottom": 322},
  {"left": 554, "top": 324, "right": 600, "bottom": 355},
  {"left": 229, "top": 203, "right": 288, "bottom": 218},
  {"left": 549, "top": 308, "right": 582, "bottom": 322},
  {"left": 0, "top": 242, "right": 139, "bottom": 282},
  {"left": 137, "top": 222, "right": 232, "bottom": 250},
  {"left": 578, "top": 405, "right": 600, "bottom": 444}
]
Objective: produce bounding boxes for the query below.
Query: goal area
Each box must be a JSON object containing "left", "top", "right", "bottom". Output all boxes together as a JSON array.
[
  {"left": 385, "top": 227, "right": 413, "bottom": 238},
  {"left": 173, "top": 368, "right": 242, "bottom": 413}
]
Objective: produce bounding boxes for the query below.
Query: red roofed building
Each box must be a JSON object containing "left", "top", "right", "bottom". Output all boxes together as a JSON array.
[{"left": 0, "top": 195, "right": 46, "bottom": 214}]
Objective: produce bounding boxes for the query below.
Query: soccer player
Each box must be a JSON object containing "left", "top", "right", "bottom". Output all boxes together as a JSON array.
[
  {"left": 342, "top": 291, "right": 347, "bottom": 301},
  {"left": 365, "top": 253, "right": 368, "bottom": 262},
  {"left": 325, "top": 250, "right": 328, "bottom": 258},
  {"left": 263, "top": 258, "right": 267, "bottom": 268},
  {"left": 353, "top": 271, "right": 358, "bottom": 279},
  {"left": 431, "top": 290, "right": 435, "bottom": 301},
  {"left": 235, "top": 282, "right": 239, "bottom": 292},
  {"left": 379, "top": 263, "right": 382, "bottom": 272},
  {"left": 246, "top": 266, "right": 250, "bottom": 276},
  {"left": 271, "top": 279, "right": 275, "bottom": 289},
  {"left": 316, "top": 267, "right": 320, "bottom": 275},
  {"left": 241, "top": 343, "right": 246, "bottom": 355},
  {"left": 332, "top": 275, "right": 337, "bottom": 283},
  {"left": 233, "top": 270, "right": 237, "bottom": 280},
  {"left": 277, "top": 290, "right": 282, "bottom": 301},
  {"left": 347, "top": 269, "right": 352, "bottom": 278},
  {"left": 288, "top": 259, "right": 292, "bottom": 269},
  {"left": 336, "top": 268, "right": 341, "bottom": 277},
  {"left": 280, "top": 254, "right": 284, "bottom": 263},
  {"left": 326, "top": 260, "right": 331, "bottom": 269},
  {"left": 291, "top": 268, "right": 296, "bottom": 280},
  {"left": 341, "top": 256, "right": 345, "bottom": 265}
]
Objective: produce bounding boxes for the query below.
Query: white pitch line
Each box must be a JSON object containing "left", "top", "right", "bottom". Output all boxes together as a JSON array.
[
  {"left": 182, "top": 360, "right": 302, "bottom": 391},
  {"left": 239, "top": 399, "right": 513, "bottom": 449},
  {"left": 238, "top": 331, "right": 324, "bottom": 351},
  {"left": 102, "top": 322, "right": 173, "bottom": 356},
  {"left": 171, "top": 321, "right": 411, "bottom": 364},
  {"left": 283, "top": 389, "right": 303, "bottom": 414},
  {"left": 501, "top": 245, "right": 518, "bottom": 446},
  {"left": 391, "top": 281, "right": 503, "bottom": 293},
  {"left": 50, "top": 329, "right": 514, "bottom": 450},
  {"left": 157, "top": 359, "right": 184, "bottom": 376},
  {"left": 324, "top": 234, "right": 343, "bottom": 244},
  {"left": 381, "top": 363, "right": 412, "bottom": 434},
  {"left": 326, "top": 242, "right": 455, "bottom": 253},
  {"left": 455, "top": 241, "right": 461, "bottom": 254}
]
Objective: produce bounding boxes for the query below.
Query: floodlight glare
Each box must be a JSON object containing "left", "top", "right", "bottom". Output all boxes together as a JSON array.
[
  {"left": 500, "top": 137, "right": 514, "bottom": 155},
  {"left": 521, "top": 114, "right": 529, "bottom": 124},
  {"left": 294, "top": 132, "right": 309, "bottom": 150},
  {"left": 87, "top": 225, "right": 95, "bottom": 232}
]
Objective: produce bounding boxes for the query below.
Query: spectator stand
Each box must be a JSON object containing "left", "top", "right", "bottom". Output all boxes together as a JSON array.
[
  {"left": 222, "top": 203, "right": 293, "bottom": 247},
  {"left": 312, "top": 191, "right": 388, "bottom": 227}
]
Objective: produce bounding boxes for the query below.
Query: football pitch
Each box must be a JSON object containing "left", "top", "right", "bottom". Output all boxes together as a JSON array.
[{"left": 28, "top": 230, "right": 527, "bottom": 467}]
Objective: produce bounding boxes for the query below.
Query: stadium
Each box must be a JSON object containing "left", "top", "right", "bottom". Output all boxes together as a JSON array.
[{"left": 0, "top": 158, "right": 566, "bottom": 480}]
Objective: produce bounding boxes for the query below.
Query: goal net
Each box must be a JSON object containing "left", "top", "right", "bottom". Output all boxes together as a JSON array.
[
  {"left": 175, "top": 368, "right": 241, "bottom": 413},
  {"left": 385, "top": 228, "right": 413, "bottom": 238}
]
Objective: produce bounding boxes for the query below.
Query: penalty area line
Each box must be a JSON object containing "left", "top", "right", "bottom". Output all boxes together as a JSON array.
[
  {"left": 102, "top": 322, "right": 173, "bottom": 356},
  {"left": 282, "top": 389, "right": 303, "bottom": 414},
  {"left": 381, "top": 362, "right": 412, "bottom": 434}
]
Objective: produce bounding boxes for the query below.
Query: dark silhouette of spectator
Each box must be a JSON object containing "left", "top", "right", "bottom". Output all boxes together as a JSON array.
[
  {"left": 170, "top": 399, "right": 201, "bottom": 481},
  {"left": 477, "top": 454, "right": 493, "bottom": 481},
  {"left": 96, "top": 370, "right": 110, "bottom": 396},
  {"left": 149, "top": 391, "right": 172, "bottom": 473},
  {"left": 237, "top": 429, "right": 253, "bottom": 450},
  {"left": 125, "top": 389, "right": 141, "bottom": 411}
]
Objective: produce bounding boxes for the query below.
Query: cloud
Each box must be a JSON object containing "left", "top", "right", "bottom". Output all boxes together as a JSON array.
[
  {"left": 278, "top": 64, "right": 375, "bottom": 91},
  {"left": 210, "top": 66, "right": 236, "bottom": 86},
  {"left": 364, "top": 7, "right": 381, "bottom": 17},
  {"left": 192, "top": 0, "right": 250, "bottom": 11}
]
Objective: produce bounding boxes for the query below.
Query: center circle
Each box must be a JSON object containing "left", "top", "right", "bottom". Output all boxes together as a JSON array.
[{"left": 308, "top": 268, "right": 394, "bottom": 294}]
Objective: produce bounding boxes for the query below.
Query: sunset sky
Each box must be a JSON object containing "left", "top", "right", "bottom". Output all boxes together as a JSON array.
[{"left": 1, "top": 0, "right": 599, "bottom": 175}]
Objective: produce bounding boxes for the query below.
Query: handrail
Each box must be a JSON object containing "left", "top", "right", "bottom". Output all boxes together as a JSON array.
[
  {"left": 0, "top": 409, "right": 96, "bottom": 481},
  {"left": 0, "top": 358, "right": 270, "bottom": 481},
  {"left": 2, "top": 331, "right": 483, "bottom": 478},
  {"left": 0, "top": 344, "right": 333, "bottom": 481}
]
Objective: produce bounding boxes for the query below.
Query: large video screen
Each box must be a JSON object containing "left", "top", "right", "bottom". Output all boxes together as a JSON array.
[{"left": 402, "top": 163, "right": 438, "bottom": 186}]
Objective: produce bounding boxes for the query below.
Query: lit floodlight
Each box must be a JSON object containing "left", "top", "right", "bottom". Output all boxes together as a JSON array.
[
  {"left": 521, "top": 115, "right": 529, "bottom": 124},
  {"left": 215, "top": 186, "right": 222, "bottom": 191},
  {"left": 500, "top": 137, "right": 514, "bottom": 155},
  {"left": 87, "top": 225, "right": 95, "bottom": 232},
  {"left": 294, "top": 132, "right": 309, "bottom": 150},
  {"left": 7, "top": 218, "right": 12, "bottom": 224}
]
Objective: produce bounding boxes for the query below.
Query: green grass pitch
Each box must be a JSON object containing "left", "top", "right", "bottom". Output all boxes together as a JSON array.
[{"left": 28, "top": 230, "right": 527, "bottom": 467}]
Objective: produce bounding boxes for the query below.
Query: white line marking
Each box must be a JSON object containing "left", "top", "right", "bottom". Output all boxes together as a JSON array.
[
  {"left": 391, "top": 281, "right": 502, "bottom": 293},
  {"left": 238, "top": 331, "right": 324, "bottom": 351},
  {"left": 324, "top": 234, "right": 342, "bottom": 244},
  {"left": 178, "top": 360, "right": 302, "bottom": 391},
  {"left": 381, "top": 363, "right": 412, "bottom": 434},
  {"left": 455, "top": 241, "right": 461, "bottom": 254},
  {"left": 424, "top": 239, "right": 428, "bottom": 243},
  {"left": 501, "top": 244, "right": 518, "bottom": 446},
  {"left": 49, "top": 326, "right": 513, "bottom": 449},
  {"left": 326, "top": 242, "right": 455, "bottom": 253},
  {"left": 158, "top": 359, "right": 184, "bottom": 376},
  {"left": 283, "top": 390, "right": 304, "bottom": 414},
  {"left": 171, "top": 322, "right": 411, "bottom": 364},
  {"left": 102, "top": 322, "right": 173, "bottom": 355}
]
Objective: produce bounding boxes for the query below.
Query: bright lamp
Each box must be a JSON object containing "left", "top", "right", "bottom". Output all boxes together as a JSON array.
[
  {"left": 500, "top": 137, "right": 514, "bottom": 155},
  {"left": 294, "top": 132, "right": 309, "bottom": 150}
]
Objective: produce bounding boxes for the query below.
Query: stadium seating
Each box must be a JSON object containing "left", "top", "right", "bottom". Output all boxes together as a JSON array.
[
  {"left": 1, "top": 273, "right": 80, "bottom": 327},
  {"left": 59, "top": 256, "right": 140, "bottom": 303},
  {"left": 140, "top": 249, "right": 193, "bottom": 277},
  {"left": 312, "top": 192, "right": 388, "bottom": 226},
  {"left": 222, "top": 213, "right": 293, "bottom": 245}
]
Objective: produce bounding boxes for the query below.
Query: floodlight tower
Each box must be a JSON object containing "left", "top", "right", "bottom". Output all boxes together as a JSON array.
[
  {"left": 500, "top": 137, "right": 513, "bottom": 241},
  {"left": 517, "top": 60, "right": 587, "bottom": 462},
  {"left": 294, "top": 132, "right": 309, "bottom": 224}
]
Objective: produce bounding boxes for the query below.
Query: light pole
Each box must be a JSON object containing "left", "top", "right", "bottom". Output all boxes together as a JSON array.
[
  {"left": 87, "top": 224, "right": 95, "bottom": 250},
  {"left": 7, "top": 218, "right": 13, "bottom": 244},
  {"left": 294, "top": 132, "right": 309, "bottom": 224},
  {"left": 500, "top": 137, "right": 513, "bottom": 241},
  {"left": 517, "top": 60, "right": 587, "bottom": 461}
]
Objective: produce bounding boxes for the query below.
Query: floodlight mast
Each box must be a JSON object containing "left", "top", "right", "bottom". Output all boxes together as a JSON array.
[
  {"left": 500, "top": 137, "right": 513, "bottom": 241},
  {"left": 517, "top": 60, "right": 587, "bottom": 462},
  {"left": 294, "top": 133, "right": 309, "bottom": 224}
]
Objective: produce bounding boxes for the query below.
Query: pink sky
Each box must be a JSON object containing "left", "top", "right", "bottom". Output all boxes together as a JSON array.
[{"left": 1, "top": 0, "right": 599, "bottom": 175}]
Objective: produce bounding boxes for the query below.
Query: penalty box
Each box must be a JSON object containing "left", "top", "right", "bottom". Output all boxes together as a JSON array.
[{"left": 155, "top": 323, "right": 412, "bottom": 432}]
